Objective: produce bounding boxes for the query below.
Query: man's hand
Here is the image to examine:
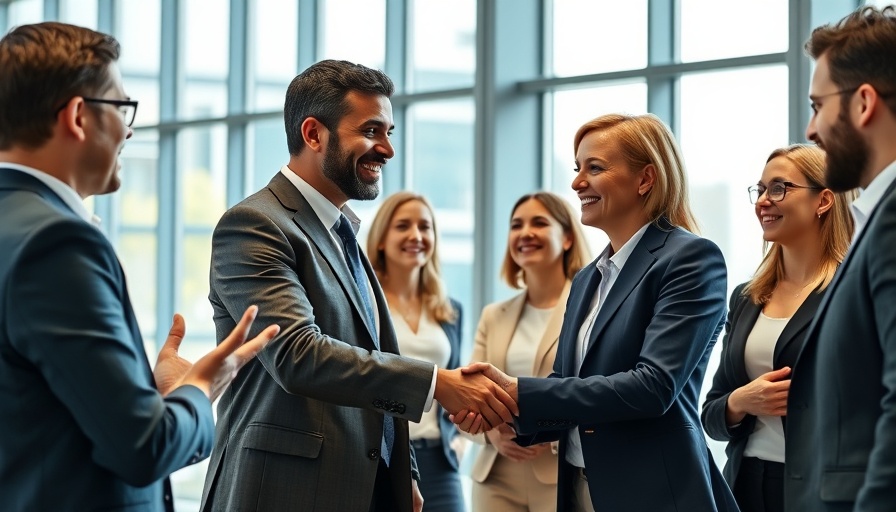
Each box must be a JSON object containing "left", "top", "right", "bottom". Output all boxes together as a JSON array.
[
  {"left": 154, "top": 314, "right": 193, "bottom": 396},
  {"left": 412, "top": 478, "right": 424, "bottom": 512},
  {"left": 162, "top": 305, "right": 280, "bottom": 401},
  {"left": 461, "top": 362, "right": 518, "bottom": 403},
  {"left": 434, "top": 367, "right": 518, "bottom": 431}
]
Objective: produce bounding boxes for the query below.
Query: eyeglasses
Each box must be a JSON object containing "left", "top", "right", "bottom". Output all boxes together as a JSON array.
[
  {"left": 82, "top": 97, "right": 139, "bottom": 127},
  {"left": 747, "top": 181, "right": 824, "bottom": 204},
  {"left": 809, "top": 87, "right": 859, "bottom": 114}
]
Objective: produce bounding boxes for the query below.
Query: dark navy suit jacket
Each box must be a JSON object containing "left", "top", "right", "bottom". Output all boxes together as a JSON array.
[
  {"left": 786, "top": 177, "right": 896, "bottom": 511},
  {"left": 516, "top": 220, "right": 739, "bottom": 512},
  {"left": 0, "top": 170, "right": 213, "bottom": 511},
  {"left": 702, "top": 282, "right": 823, "bottom": 486}
]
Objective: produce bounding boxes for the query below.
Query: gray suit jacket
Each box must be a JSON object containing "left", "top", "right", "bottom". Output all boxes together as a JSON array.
[
  {"left": 786, "top": 177, "right": 896, "bottom": 512},
  {"left": 200, "top": 172, "right": 435, "bottom": 512},
  {"left": 0, "top": 170, "right": 213, "bottom": 511}
]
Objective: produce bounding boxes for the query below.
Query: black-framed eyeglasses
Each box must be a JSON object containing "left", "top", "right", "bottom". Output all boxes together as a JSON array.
[
  {"left": 809, "top": 87, "right": 859, "bottom": 114},
  {"left": 747, "top": 181, "right": 824, "bottom": 204},
  {"left": 82, "top": 97, "right": 139, "bottom": 127}
]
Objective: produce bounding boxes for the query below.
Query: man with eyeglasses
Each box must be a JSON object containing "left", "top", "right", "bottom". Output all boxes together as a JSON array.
[
  {"left": 785, "top": 6, "right": 896, "bottom": 512},
  {"left": 0, "top": 22, "right": 279, "bottom": 512}
]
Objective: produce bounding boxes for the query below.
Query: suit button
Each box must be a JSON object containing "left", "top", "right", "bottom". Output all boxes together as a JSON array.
[
  {"left": 396, "top": 404, "right": 406, "bottom": 414},
  {"left": 373, "top": 399, "right": 384, "bottom": 408},
  {"left": 368, "top": 449, "right": 380, "bottom": 460}
]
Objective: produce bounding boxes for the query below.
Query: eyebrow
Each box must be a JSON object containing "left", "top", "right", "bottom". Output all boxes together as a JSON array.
[{"left": 360, "top": 119, "right": 395, "bottom": 131}]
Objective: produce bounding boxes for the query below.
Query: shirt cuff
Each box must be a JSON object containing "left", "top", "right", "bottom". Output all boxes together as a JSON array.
[{"left": 423, "top": 365, "right": 438, "bottom": 413}]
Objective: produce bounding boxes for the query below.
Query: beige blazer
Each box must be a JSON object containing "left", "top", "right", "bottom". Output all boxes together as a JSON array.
[{"left": 469, "top": 281, "right": 570, "bottom": 485}]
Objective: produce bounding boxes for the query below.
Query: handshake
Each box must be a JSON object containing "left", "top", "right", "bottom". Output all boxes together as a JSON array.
[{"left": 433, "top": 362, "right": 519, "bottom": 434}]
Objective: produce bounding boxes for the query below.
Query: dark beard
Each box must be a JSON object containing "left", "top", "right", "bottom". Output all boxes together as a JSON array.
[
  {"left": 824, "top": 107, "right": 868, "bottom": 192},
  {"left": 321, "top": 131, "right": 380, "bottom": 201}
]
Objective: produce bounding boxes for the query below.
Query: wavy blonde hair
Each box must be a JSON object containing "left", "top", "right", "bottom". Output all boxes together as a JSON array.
[
  {"left": 500, "top": 191, "right": 592, "bottom": 289},
  {"left": 743, "top": 144, "right": 856, "bottom": 304},
  {"left": 366, "top": 191, "right": 457, "bottom": 323},
  {"left": 573, "top": 113, "right": 699, "bottom": 233}
]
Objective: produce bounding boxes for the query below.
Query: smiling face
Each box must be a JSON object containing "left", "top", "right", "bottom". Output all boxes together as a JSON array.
[
  {"left": 321, "top": 90, "right": 395, "bottom": 202},
  {"left": 508, "top": 198, "right": 572, "bottom": 277},
  {"left": 572, "top": 129, "right": 651, "bottom": 242},
  {"left": 754, "top": 156, "right": 825, "bottom": 245},
  {"left": 76, "top": 63, "right": 133, "bottom": 198},
  {"left": 806, "top": 53, "right": 868, "bottom": 192},
  {"left": 380, "top": 199, "right": 435, "bottom": 274}
]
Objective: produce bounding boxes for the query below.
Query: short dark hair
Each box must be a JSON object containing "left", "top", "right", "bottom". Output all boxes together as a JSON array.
[
  {"left": 284, "top": 59, "right": 394, "bottom": 155},
  {"left": 0, "top": 22, "right": 120, "bottom": 150},
  {"left": 805, "top": 6, "right": 896, "bottom": 116}
]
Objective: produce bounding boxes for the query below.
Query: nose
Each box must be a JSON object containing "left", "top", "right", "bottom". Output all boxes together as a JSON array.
[
  {"left": 571, "top": 169, "right": 587, "bottom": 192},
  {"left": 377, "top": 136, "right": 395, "bottom": 160},
  {"left": 806, "top": 114, "right": 818, "bottom": 144},
  {"left": 126, "top": 126, "right": 133, "bottom": 140},
  {"left": 409, "top": 226, "right": 422, "bottom": 240}
]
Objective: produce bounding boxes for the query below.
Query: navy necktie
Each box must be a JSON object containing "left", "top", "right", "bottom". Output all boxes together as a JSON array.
[{"left": 334, "top": 214, "right": 394, "bottom": 465}]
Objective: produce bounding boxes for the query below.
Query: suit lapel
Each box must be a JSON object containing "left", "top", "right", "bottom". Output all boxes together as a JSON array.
[
  {"left": 584, "top": 224, "right": 667, "bottom": 356},
  {"left": 773, "top": 287, "right": 824, "bottom": 365},
  {"left": 532, "top": 280, "right": 570, "bottom": 377},
  {"left": 559, "top": 265, "right": 602, "bottom": 376},
  {"left": 267, "top": 174, "right": 379, "bottom": 345},
  {"left": 729, "top": 299, "right": 761, "bottom": 384},
  {"left": 493, "top": 292, "right": 528, "bottom": 371}
]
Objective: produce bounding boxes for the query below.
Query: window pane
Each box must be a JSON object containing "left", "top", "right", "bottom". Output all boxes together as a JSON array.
[
  {"left": 406, "top": 99, "right": 475, "bottom": 341},
  {"left": 117, "top": 0, "right": 160, "bottom": 75},
  {"left": 183, "top": 0, "right": 228, "bottom": 119},
  {"left": 552, "top": 0, "right": 648, "bottom": 77},
  {"left": 60, "top": 0, "right": 97, "bottom": 28},
  {"left": 249, "top": 118, "right": 289, "bottom": 194},
  {"left": 127, "top": 78, "right": 160, "bottom": 127},
  {"left": 8, "top": 0, "right": 42, "bottom": 26},
  {"left": 680, "top": 0, "right": 788, "bottom": 63},
  {"left": 319, "top": 0, "right": 386, "bottom": 70},
  {"left": 549, "top": 83, "right": 648, "bottom": 251},
  {"left": 408, "top": 0, "right": 476, "bottom": 92},
  {"left": 253, "top": 0, "right": 298, "bottom": 109}
]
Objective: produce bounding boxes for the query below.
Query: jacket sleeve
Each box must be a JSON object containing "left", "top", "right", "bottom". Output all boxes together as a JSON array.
[
  {"left": 7, "top": 219, "right": 213, "bottom": 486},
  {"left": 701, "top": 283, "right": 757, "bottom": 442}
]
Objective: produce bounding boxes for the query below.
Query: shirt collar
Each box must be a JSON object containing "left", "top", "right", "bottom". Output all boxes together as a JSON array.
[
  {"left": 0, "top": 162, "right": 100, "bottom": 226},
  {"left": 596, "top": 223, "right": 650, "bottom": 272},
  {"left": 852, "top": 159, "right": 896, "bottom": 225},
  {"left": 279, "top": 165, "right": 361, "bottom": 233}
]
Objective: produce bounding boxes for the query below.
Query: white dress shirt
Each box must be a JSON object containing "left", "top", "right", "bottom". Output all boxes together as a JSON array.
[{"left": 851, "top": 159, "right": 896, "bottom": 240}]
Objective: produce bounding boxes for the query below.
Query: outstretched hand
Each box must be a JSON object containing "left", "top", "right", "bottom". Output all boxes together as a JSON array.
[
  {"left": 154, "top": 306, "right": 280, "bottom": 401},
  {"left": 434, "top": 364, "right": 518, "bottom": 432}
]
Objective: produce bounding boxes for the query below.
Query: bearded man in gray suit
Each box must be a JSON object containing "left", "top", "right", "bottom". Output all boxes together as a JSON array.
[{"left": 200, "top": 60, "right": 516, "bottom": 512}]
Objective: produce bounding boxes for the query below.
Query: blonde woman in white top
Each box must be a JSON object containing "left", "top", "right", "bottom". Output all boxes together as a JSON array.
[
  {"left": 469, "top": 191, "right": 591, "bottom": 512},
  {"left": 368, "top": 192, "right": 464, "bottom": 512}
]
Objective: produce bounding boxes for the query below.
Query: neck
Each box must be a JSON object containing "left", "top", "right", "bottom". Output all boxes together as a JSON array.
[
  {"left": 287, "top": 155, "right": 348, "bottom": 208},
  {"left": 604, "top": 214, "right": 649, "bottom": 254},
  {"left": 523, "top": 263, "right": 567, "bottom": 308},
  {"left": 0, "top": 147, "right": 82, "bottom": 197},
  {"left": 380, "top": 265, "right": 421, "bottom": 302},
  {"left": 779, "top": 237, "right": 825, "bottom": 285}
]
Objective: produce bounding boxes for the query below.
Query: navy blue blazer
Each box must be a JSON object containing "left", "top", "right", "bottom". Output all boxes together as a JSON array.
[
  {"left": 786, "top": 177, "right": 896, "bottom": 511},
  {"left": 0, "top": 170, "right": 214, "bottom": 511},
  {"left": 435, "top": 298, "right": 463, "bottom": 470},
  {"left": 516, "top": 220, "right": 738, "bottom": 512},
  {"left": 702, "top": 282, "right": 824, "bottom": 486}
]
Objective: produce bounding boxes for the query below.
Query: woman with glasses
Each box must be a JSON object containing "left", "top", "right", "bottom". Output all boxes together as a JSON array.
[
  {"left": 366, "top": 191, "right": 465, "bottom": 512},
  {"left": 467, "top": 191, "right": 591, "bottom": 512},
  {"left": 702, "top": 144, "right": 855, "bottom": 512}
]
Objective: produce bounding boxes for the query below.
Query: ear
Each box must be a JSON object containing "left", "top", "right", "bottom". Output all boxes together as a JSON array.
[
  {"left": 301, "top": 117, "right": 327, "bottom": 153},
  {"left": 855, "top": 84, "right": 881, "bottom": 128},
  {"left": 816, "top": 188, "right": 835, "bottom": 217},
  {"left": 58, "top": 97, "right": 89, "bottom": 142},
  {"left": 562, "top": 232, "right": 573, "bottom": 252},
  {"left": 638, "top": 164, "right": 656, "bottom": 196}
]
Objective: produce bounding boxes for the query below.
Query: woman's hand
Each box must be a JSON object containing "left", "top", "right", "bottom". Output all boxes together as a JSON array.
[
  {"left": 485, "top": 423, "right": 544, "bottom": 462},
  {"left": 726, "top": 366, "right": 792, "bottom": 424}
]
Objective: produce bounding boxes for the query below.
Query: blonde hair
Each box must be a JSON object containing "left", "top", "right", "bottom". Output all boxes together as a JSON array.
[
  {"left": 573, "top": 113, "right": 699, "bottom": 233},
  {"left": 366, "top": 191, "right": 457, "bottom": 323},
  {"left": 500, "top": 192, "right": 592, "bottom": 289},
  {"left": 743, "top": 144, "right": 856, "bottom": 304}
]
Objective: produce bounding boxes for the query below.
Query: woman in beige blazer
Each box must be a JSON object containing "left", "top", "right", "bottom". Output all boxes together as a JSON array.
[{"left": 469, "top": 192, "right": 591, "bottom": 512}]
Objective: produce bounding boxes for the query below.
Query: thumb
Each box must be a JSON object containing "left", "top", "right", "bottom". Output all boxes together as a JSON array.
[
  {"left": 763, "top": 366, "right": 792, "bottom": 381},
  {"left": 161, "top": 314, "right": 186, "bottom": 353},
  {"left": 462, "top": 362, "right": 492, "bottom": 374}
]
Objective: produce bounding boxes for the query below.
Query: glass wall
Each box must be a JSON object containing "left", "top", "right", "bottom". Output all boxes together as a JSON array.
[{"left": 1, "top": 0, "right": 867, "bottom": 508}]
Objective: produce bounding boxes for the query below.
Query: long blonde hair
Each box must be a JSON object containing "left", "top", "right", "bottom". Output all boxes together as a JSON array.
[
  {"left": 500, "top": 191, "right": 592, "bottom": 289},
  {"left": 573, "top": 113, "right": 699, "bottom": 233},
  {"left": 366, "top": 191, "right": 457, "bottom": 323},
  {"left": 743, "top": 144, "right": 856, "bottom": 304}
]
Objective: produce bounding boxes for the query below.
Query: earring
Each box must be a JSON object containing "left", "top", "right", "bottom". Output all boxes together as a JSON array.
[{"left": 817, "top": 213, "right": 822, "bottom": 219}]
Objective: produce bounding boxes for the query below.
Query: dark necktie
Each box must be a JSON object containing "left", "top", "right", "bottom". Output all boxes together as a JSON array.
[{"left": 335, "top": 214, "right": 394, "bottom": 465}]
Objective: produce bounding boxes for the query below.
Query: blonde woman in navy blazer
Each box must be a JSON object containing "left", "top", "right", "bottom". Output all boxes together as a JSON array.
[
  {"left": 468, "top": 192, "right": 591, "bottom": 512},
  {"left": 458, "top": 114, "right": 738, "bottom": 511},
  {"left": 701, "top": 144, "right": 855, "bottom": 512}
]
